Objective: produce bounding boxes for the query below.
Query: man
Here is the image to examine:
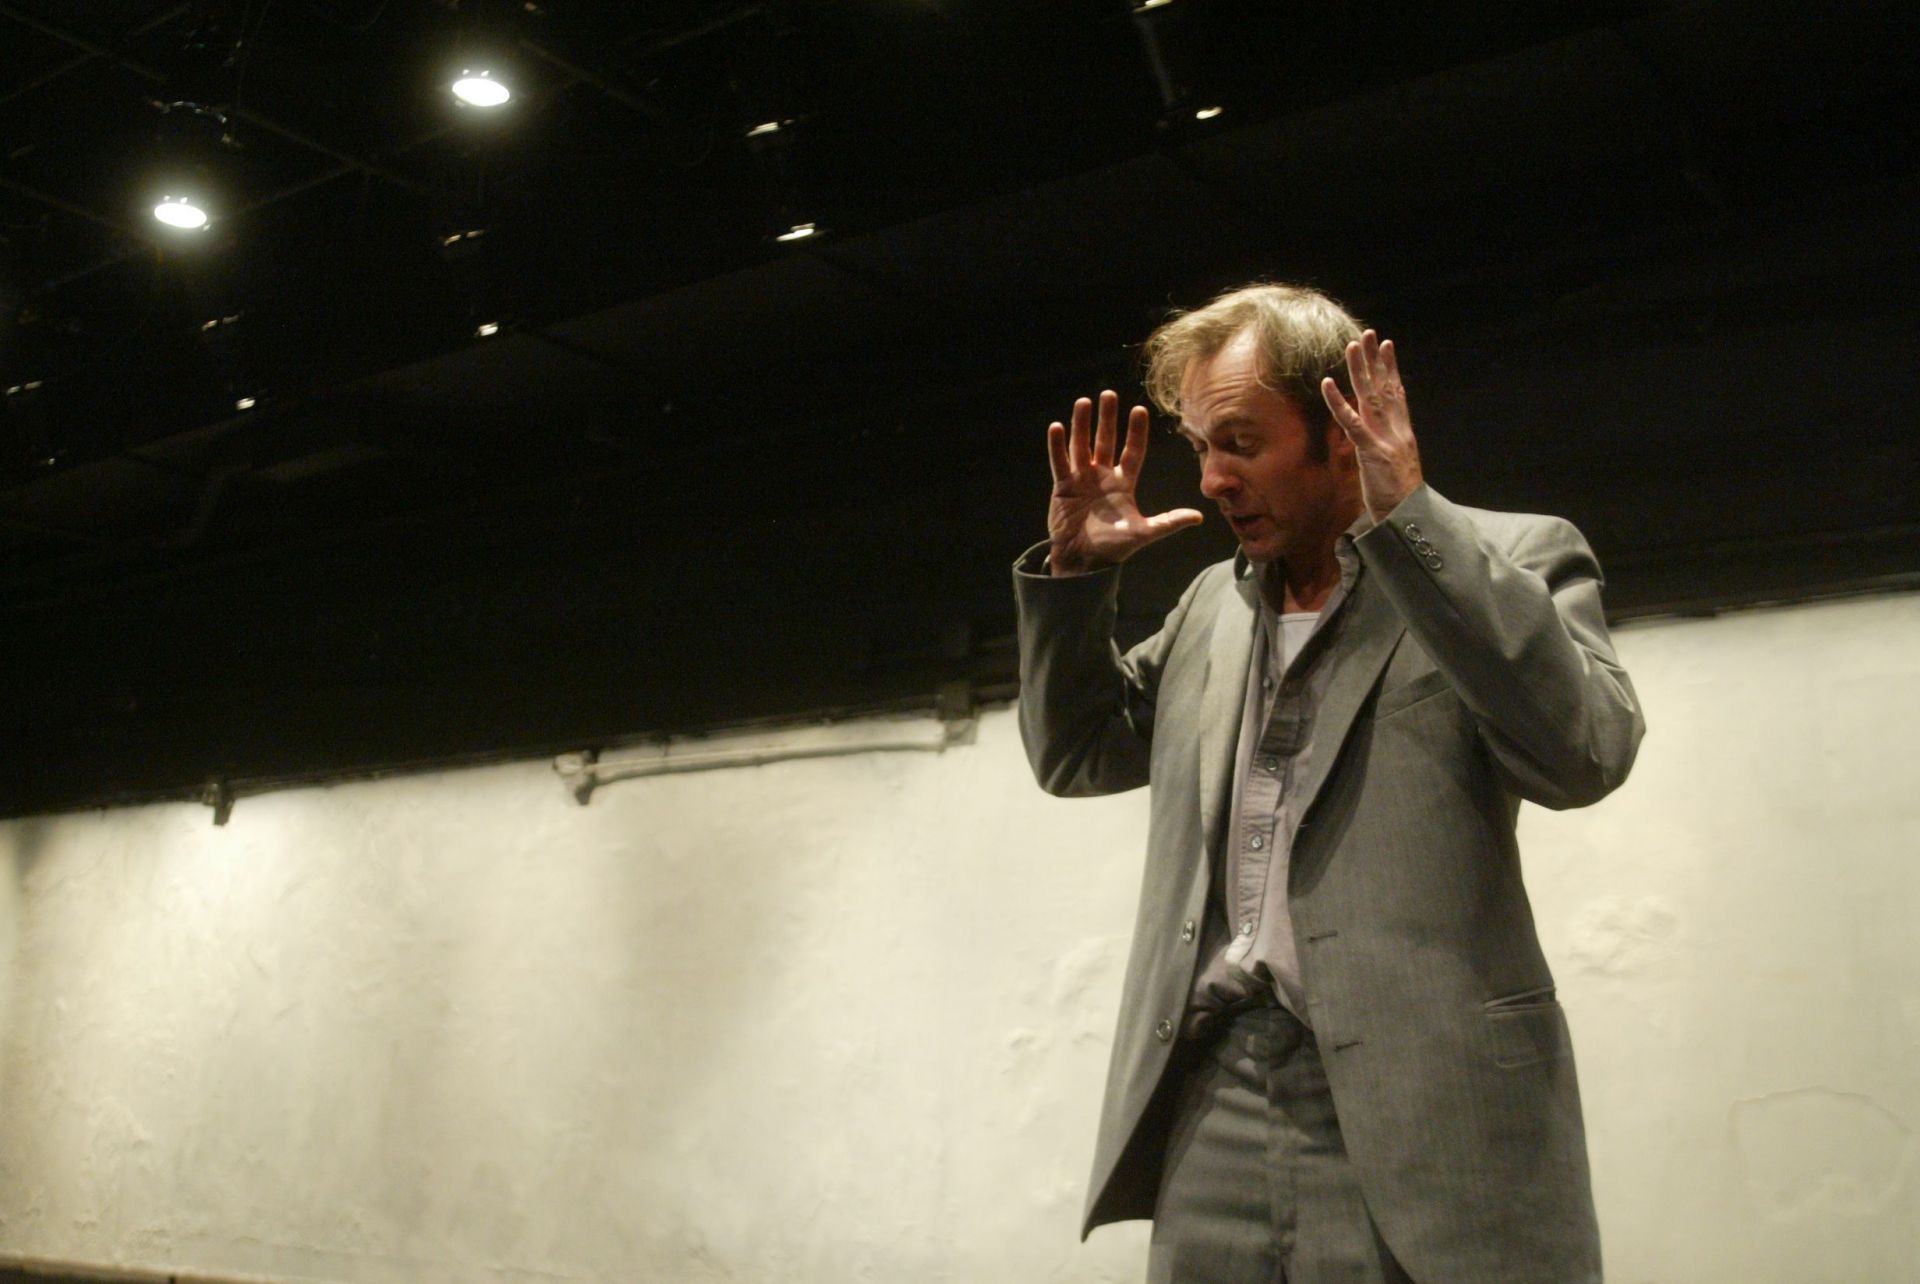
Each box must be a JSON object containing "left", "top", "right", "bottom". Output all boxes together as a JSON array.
[{"left": 1013, "top": 283, "right": 1644, "bottom": 1282}]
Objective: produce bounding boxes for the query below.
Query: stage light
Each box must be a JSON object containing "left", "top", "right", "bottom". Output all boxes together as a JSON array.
[
  {"left": 745, "top": 119, "right": 788, "bottom": 139},
  {"left": 775, "top": 221, "right": 818, "bottom": 243},
  {"left": 1137, "top": 0, "right": 1174, "bottom": 9},
  {"left": 1194, "top": 105, "right": 1224, "bottom": 120},
  {"left": 153, "top": 195, "right": 209, "bottom": 229},
  {"left": 452, "top": 70, "right": 511, "bottom": 107},
  {"left": 234, "top": 396, "right": 256, "bottom": 410},
  {"left": 475, "top": 321, "right": 500, "bottom": 337}
]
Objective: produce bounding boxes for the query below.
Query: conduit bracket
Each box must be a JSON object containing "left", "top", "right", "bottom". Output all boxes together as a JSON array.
[{"left": 200, "top": 778, "right": 234, "bottom": 825}]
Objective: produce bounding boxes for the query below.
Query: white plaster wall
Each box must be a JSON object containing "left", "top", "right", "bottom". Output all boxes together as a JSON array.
[
  {"left": 1523, "top": 592, "right": 1920, "bottom": 1284},
  {"left": 0, "top": 591, "right": 1915, "bottom": 1284}
]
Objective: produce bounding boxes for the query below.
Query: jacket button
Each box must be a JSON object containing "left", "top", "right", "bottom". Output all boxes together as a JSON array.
[
  {"left": 1155, "top": 1019, "right": 1174, "bottom": 1042},
  {"left": 1403, "top": 522, "right": 1423, "bottom": 539},
  {"left": 1425, "top": 554, "right": 1444, "bottom": 570},
  {"left": 1180, "top": 920, "right": 1196, "bottom": 943}
]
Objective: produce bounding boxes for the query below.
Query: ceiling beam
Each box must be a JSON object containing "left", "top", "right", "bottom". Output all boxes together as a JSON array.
[
  {"left": 0, "top": 1, "right": 431, "bottom": 197},
  {"left": 519, "top": 39, "right": 670, "bottom": 123},
  {"left": 616, "top": 4, "right": 765, "bottom": 57},
  {"left": 0, "top": 174, "right": 155, "bottom": 244},
  {"left": 0, "top": 3, "right": 190, "bottom": 108}
]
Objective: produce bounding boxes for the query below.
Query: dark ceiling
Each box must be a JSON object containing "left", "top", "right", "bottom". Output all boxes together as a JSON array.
[{"left": 2, "top": 0, "right": 1916, "bottom": 819}]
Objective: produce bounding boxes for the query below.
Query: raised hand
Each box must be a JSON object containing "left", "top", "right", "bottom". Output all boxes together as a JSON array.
[
  {"left": 1321, "top": 330, "right": 1425, "bottom": 524},
  {"left": 1046, "top": 390, "right": 1203, "bottom": 576}
]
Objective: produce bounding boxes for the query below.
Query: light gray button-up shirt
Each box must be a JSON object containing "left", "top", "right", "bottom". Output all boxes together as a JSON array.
[{"left": 1185, "top": 515, "right": 1372, "bottom": 1031}]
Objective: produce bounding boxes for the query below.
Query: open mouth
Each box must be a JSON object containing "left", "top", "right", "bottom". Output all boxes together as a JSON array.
[{"left": 1227, "top": 514, "right": 1262, "bottom": 534}]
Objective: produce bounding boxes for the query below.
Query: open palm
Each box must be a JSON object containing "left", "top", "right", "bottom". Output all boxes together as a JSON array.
[{"left": 1046, "top": 391, "right": 1202, "bottom": 575}]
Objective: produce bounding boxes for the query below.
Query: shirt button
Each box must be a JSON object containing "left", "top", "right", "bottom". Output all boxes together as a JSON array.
[
  {"left": 1240, "top": 919, "right": 1255, "bottom": 936},
  {"left": 1259, "top": 755, "right": 1280, "bottom": 772},
  {"left": 1248, "top": 833, "right": 1265, "bottom": 851},
  {"left": 1155, "top": 1019, "right": 1174, "bottom": 1042},
  {"left": 1262, "top": 674, "right": 1275, "bottom": 692},
  {"left": 1180, "top": 920, "right": 1196, "bottom": 943}
]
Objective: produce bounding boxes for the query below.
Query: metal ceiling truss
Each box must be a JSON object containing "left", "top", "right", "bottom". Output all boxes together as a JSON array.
[{"left": 0, "top": 1, "right": 763, "bottom": 298}]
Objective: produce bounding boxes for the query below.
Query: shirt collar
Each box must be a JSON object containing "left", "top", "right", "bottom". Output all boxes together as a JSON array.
[{"left": 1233, "top": 511, "right": 1374, "bottom": 607}]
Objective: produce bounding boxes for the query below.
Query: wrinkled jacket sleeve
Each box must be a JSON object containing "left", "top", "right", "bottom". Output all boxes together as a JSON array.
[
  {"left": 1357, "top": 484, "right": 1645, "bottom": 810},
  {"left": 1011, "top": 542, "right": 1204, "bottom": 797}
]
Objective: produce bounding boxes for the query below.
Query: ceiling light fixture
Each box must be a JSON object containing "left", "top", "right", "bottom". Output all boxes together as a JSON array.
[
  {"left": 745, "top": 119, "right": 788, "bottom": 138},
  {"left": 153, "top": 195, "right": 209, "bottom": 229},
  {"left": 452, "top": 70, "right": 511, "bottom": 108},
  {"left": 775, "top": 221, "right": 818, "bottom": 243},
  {"left": 475, "top": 321, "right": 500, "bottom": 337},
  {"left": 1137, "top": 0, "right": 1174, "bottom": 9},
  {"left": 234, "top": 396, "right": 256, "bottom": 410},
  {"left": 1194, "top": 104, "right": 1224, "bottom": 120}
]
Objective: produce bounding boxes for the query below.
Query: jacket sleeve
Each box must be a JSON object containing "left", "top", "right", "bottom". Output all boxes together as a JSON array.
[
  {"left": 1355, "top": 485, "right": 1645, "bottom": 810},
  {"left": 1011, "top": 542, "right": 1205, "bottom": 797}
]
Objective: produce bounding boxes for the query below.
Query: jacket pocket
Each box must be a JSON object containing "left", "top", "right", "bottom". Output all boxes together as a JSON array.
[
  {"left": 1484, "top": 995, "right": 1572, "bottom": 1070},
  {"left": 1373, "top": 668, "right": 1452, "bottom": 720},
  {"left": 1483, "top": 984, "right": 1556, "bottom": 1011}
]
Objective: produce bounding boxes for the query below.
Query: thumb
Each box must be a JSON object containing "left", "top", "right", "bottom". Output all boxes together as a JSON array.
[{"left": 1141, "top": 508, "right": 1206, "bottom": 540}]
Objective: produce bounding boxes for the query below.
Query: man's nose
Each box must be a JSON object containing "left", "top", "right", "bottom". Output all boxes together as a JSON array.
[{"left": 1199, "top": 458, "right": 1235, "bottom": 500}]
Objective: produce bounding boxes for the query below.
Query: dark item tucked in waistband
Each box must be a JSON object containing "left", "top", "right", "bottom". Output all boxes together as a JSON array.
[{"left": 1181, "top": 991, "right": 1287, "bottom": 1043}]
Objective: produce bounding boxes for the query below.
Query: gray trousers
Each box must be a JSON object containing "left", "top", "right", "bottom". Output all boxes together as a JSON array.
[{"left": 1147, "top": 1007, "right": 1415, "bottom": 1284}]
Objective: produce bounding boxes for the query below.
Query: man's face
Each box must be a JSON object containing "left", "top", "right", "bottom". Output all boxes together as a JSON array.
[{"left": 1178, "top": 329, "right": 1349, "bottom": 564}]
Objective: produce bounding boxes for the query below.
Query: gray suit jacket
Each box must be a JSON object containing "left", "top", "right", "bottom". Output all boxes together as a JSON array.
[{"left": 1014, "top": 484, "right": 1643, "bottom": 1283}]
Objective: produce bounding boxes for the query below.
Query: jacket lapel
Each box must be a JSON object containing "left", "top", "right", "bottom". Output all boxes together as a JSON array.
[
  {"left": 1196, "top": 563, "right": 1258, "bottom": 855},
  {"left": 1289, "top": 573, "right": 1406, "bottom": 828},
  {"left": 1195, "top": 557, "right": 1410, "bottom": 853}
]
